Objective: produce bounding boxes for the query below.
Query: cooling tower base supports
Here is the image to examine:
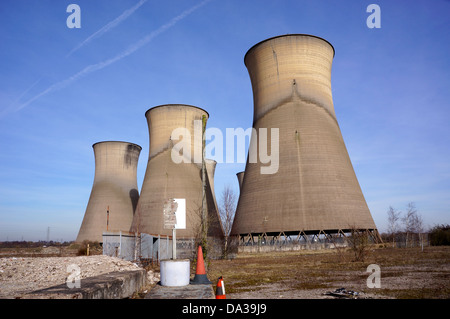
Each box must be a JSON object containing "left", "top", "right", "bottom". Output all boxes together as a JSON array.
[{"left": 235, "top": 229, "right": 382, "bottom": 252}]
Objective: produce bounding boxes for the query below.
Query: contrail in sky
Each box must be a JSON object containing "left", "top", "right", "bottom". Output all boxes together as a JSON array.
[
  {"left": 66, "top": 0, "right": 148, "bottom": 57},
  {"left": 9, "top": 0, "right": 211, "bottom": 115},
  {"left": 1, "top": 0, "right": 148, "bottom": 117}
]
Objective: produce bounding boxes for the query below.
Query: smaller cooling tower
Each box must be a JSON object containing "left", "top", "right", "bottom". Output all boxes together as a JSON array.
[
  {"left": 131, "top": 105, "right": 223, "bottom": 240},
  {"left": 77, "top": 141, "right": 142, "bottom": 243},
  {"left": 205, "top": 159, "right": 219, "bottom": 213},
  {"left": 236, "top": 171, "right": 245, "bottom": 190}
]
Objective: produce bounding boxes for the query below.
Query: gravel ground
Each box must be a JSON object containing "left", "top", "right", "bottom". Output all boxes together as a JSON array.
[{"left": 0, "top": 255, "right": 159, "bottom": 299}]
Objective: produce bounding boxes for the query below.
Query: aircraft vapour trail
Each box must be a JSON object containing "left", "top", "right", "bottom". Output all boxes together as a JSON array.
[
  {"left": 1, "top": 0, "right": 148, "bottom": 116},
  {"left": 12, "top": 0, "right": 212, "bottom": 114},
  {"left": 66, "top": 0, "right": 148, "bottom": 57},
  {"left": 0, "top": 77, "right": 43, "bottom": 117}
]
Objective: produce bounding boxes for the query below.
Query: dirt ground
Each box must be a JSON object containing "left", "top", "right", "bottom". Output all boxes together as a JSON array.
[
  {"left": 1, "top": 245, "right": 449, "bottom": 299},
  {"left": 207, "top": 246, "right": 450, "bottom": 299}
]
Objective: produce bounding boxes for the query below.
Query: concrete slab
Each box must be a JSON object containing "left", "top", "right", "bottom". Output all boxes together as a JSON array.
[
  {"left": 21, "top": 269, "right": 146, "bottom": 299},
  {"left": 145, "top": 283, "right": 215, "bottom": 299}
]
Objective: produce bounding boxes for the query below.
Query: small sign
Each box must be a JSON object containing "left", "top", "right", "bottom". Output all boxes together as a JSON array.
[{"left": 163, "top": 198, "right": 186, "bottom": 229}]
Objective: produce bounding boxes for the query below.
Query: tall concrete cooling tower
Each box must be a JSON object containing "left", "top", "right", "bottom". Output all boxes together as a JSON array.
[
  {"left": 130, "top": 105, "right": 223, "bottom": 241},
  {"left": 77, "top": 141, "right": 142, "bottom": 243},
  {"left": 205, "top": 158, "right": 219, "bottom": 214},
  {"left": 231, "top": 34, "right": 378, "bottom": 240},
  {"left": 236, "top": 172, "right": 244, "bottom": 190}
]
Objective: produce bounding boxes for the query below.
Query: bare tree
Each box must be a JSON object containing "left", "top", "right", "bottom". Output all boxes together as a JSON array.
[
  {"left": 387, "top": 206, "right": 401, "bottom": 247},
  {"left": 190, "top": 202, "right": 209, "bottom": 259},
  {"left": 347, "top": 225, "right": 370, "bottom": 262},
  {"left": 402, "top": 202, "right": 424, "bottom": 248},
  {"left": 402, "top": 202, "right": 416, "bottom": 247},
  {"left": 219, "top": 185, "right": 237, "bottom": 258},
  {"left": 411, "top": 208, "right": 424, "bottom": 250}
]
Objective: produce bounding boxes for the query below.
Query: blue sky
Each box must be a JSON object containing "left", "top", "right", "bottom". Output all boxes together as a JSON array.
[{"left": 0, "top": 0, "right": 449, "bottom": 241}]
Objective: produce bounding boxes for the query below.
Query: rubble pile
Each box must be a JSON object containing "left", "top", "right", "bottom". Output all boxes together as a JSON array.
[{"left": 0, "top": 255, "right": 158, "bottom": 298}]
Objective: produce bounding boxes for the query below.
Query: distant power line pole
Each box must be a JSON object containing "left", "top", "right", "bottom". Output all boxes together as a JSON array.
[{"left": 47, "top": 227, "right": 50, "bottom": 242}]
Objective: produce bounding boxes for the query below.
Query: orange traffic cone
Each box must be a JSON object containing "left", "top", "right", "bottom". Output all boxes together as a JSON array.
[
  {"left": 190, "top": 245, "right": 212, "bottom": 284},
  {"left": 215, "top": 276, "right": 226, "bottom": 299}
]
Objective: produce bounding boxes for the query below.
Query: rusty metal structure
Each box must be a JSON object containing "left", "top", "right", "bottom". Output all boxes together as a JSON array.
[
  {"left": 130, "top": 104, "right": 223, "bottom": 244},
  {"left": 76, "top": 141, "right": 142, "bottom": 243},
  {"left": 231, "top": 34, "right": 379, "bottom": 245}
]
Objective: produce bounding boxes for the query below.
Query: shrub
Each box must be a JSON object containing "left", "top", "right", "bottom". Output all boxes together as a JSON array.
[
  {"left": 348, "top": 227, "right": 370, "bottom": 262},
  {"left": 76, "top": 240, "right": 101, "bottom": 256},
  {"left": 429, "top": 224, "right": 450, "bottom": 246}
]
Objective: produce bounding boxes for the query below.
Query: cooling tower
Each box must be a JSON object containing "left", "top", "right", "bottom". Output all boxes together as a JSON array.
[
  {"left": 205, "top": 158, "right": 219, "bottom": 214},
  {"left": 236, "top": 171, "right": 244, "bottom": 190},
  {"left": 131, "top": 105, "right": 223, "bottom": 240},
  {"left": 76, "top": 141, "right": 142, "bottom": 243},
  {"left": 231, "top": 34, "right": 377, "bottom": 238}
]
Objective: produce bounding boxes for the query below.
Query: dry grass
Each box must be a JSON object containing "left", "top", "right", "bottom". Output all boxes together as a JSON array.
[{"left": 207, "top": 246, "right": 450, "bottom": 299}]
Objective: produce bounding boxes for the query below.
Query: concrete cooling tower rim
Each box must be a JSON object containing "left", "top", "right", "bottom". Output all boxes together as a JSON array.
[
  {"left": 244, "top": 34, "right": 336, "bottom": 66},
  {"left": 92, "top": 141, "right": 142, "bottom": 150},
  {"left": 144, "top": 104, "right": 209, "bottom": 118}
]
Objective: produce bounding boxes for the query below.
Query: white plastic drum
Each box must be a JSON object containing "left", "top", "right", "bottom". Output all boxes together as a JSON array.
[{"left": 160, "top": 259, "right": 190, "bottom": 287}]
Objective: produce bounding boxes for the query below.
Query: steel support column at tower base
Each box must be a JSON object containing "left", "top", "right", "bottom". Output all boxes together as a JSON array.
[{"left": 236, "top": 229, "right": 382, "bottom": 246}]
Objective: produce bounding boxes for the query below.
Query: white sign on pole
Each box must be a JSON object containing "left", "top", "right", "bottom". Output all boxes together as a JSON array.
[
  {"left": 163, "top": 198, "right": 186, "bottom": 260},
  {"left": 173, "top": 198, "right": 186, "bottom": 229},
  {"left": 163, "top": 198, "right": 186, "bottom": 230}
]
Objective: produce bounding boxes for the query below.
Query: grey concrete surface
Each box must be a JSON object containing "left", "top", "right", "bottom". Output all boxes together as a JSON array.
[
  {"left": 21, "top": 269, "right": 146, "bottom": 299},
  {"left": 145, "top": 283, "right": 215, "bottom": 299}
]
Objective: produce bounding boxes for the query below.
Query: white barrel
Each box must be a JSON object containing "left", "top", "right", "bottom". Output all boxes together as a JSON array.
[{"left": 160, "top": 259, "right": 190, "bottom": 287}]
